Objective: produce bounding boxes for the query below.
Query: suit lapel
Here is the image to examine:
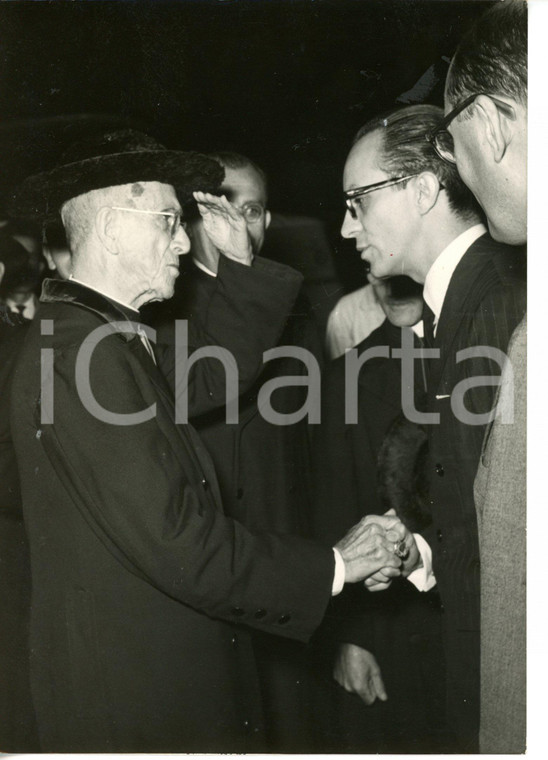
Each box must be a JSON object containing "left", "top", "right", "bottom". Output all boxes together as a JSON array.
[{"left": 430, "top": 235, "right": 497, "bottom": 391}]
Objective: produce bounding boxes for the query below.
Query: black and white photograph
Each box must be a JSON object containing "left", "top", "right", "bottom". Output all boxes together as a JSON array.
[{"left": 0, "top": 0, "right": 533, "bottom": 754}]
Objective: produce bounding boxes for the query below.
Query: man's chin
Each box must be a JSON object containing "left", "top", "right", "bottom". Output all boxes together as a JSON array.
[
  {"left": 150, "top": 283, "right": 176, "bottom": 303},
  {"left": 488, "top": 218, "right": 526, "bottom": 247}
]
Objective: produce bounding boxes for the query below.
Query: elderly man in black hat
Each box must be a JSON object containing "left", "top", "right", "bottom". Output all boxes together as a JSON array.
[{"left": 8, "top": 130, "right": 411, "bottom": 753}]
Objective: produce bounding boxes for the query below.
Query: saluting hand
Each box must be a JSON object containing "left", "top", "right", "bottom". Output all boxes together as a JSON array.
[{"left": 193, "top": 192, "right": 253, "bottom": 266}]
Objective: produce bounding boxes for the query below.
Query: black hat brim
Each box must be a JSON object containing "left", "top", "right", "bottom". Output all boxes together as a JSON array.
[{"left": 9, "top": 150, "right": 224, "bottom": 221}]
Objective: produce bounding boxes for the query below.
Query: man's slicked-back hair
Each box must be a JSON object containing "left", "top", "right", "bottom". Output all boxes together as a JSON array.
[
  {"left": 446, "top": 0, "right": 527, "bottom": 107},
  {"left": 207, "top": 150, "right": 268, "bottom": 199},
  {"left": 353, "top": 104, "right": 481, "bottom": 220}
]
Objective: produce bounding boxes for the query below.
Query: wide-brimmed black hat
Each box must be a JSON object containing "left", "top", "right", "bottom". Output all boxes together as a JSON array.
[{"left": 9, "top": 129, "right": 224, "bottom": 222}]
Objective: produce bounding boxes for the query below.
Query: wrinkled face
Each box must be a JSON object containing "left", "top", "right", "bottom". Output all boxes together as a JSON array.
[
  {"left": 341, "top": 131, "right": 419, "bottom": 280},
  {"left": 116, "top": 181, "right": 190, "bottom": 302},
  {"left": 220, "top": 165, "right": 271, "bottom": 254}
]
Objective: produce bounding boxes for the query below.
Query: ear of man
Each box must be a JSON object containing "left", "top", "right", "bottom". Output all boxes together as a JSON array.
[
  {"left": 0, "top": 261, "right": 5, "bottom": 285},
  {"left": 95, "top": 206, "right": 121, "bottom": 255},
  {"left": 473, "top": 95, "right": 514, "bottom": 163},
  {"left": 265, "top": 209, "right": 272, "bottom": 229},
  {"left": 415, "top": 172, "right": 443, "bottom": 216}
]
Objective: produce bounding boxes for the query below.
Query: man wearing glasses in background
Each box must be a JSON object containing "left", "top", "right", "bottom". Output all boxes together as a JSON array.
[
  {"left": 431, "top": 0, "right": 527, "bottom": 752},
  {"left": 340, "top": 103, "right": 526, "bottom": 752}
]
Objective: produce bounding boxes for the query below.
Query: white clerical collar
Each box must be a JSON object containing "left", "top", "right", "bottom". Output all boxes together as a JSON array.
[
  {"left": 68, "top": 275, "right": 139, "bottom": 314},
  {"left": 193, "top": 258, "right": 218, "bottom": 278},
  {"left": 423, "top": 223, "right": 487, "bottom": 332}
]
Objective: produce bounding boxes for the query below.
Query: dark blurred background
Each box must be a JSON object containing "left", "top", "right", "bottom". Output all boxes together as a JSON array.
[{"left": 0, "top": 0, "right": 493, "bottom": 288}]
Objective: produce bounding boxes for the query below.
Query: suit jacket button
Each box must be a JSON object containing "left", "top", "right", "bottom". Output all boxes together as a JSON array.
[
  {"left": 231, "top": 606, "right": 245, "bottom": 617},
  {"left": 277, "top": 614, "right": 291, "bottom": 625},
  {"left": 201, "top": 478, "right": 209, "bottom": 491},
  {"left": 254, "top": 608, "right": 267, "bottom": 620},
  {"left": 436, "top": 529, "right": 443, "bottom": 542},
  {"left": 231, "top": 635, "right": 238, "bottom": 645},
  {"left": 435, "top": 463, "right": 444, "bottom": 477}
]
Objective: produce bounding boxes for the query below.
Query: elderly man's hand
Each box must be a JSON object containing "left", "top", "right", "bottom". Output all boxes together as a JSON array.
[
  {"left": 361, "top": 511, "right": 421, "bottom": 591},
  {"left": 335, "top": 515, "right": 402, "bottom": 584},
  {"left": 334, "top": 644, "right": 387, "bottom": 706},
  {"left": 193, "top": 191, "right": 253, "bottom": 266}
]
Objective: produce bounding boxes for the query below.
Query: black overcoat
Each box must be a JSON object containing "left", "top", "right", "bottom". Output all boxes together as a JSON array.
[
  {"left": 155, "top": 260, "right": 324, "bottom": 751},
  {"left": 10, "top": 256, "right": 334, "bottom": 753}
]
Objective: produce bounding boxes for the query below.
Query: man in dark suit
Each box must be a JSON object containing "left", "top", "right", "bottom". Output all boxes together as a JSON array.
[
  {"left": 432, "top": 1, "right": 527, "bottom": 751},
  {"left": 9, "top": 130, "right": 406, "bottom": 752},
  {"left": 340, "top": 104, "right": 526, "bottom": 752}
]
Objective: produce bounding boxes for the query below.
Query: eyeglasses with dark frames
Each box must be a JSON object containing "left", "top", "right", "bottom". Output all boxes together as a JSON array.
[
  {"left": 110, "top": 206, "right": 187, "bottom": 238},
  {"left": 426, "top": 93, "right": 516, "bottom": 165},
  {"left": 344, "top": 174, "right": 418, "bottom": 219}
]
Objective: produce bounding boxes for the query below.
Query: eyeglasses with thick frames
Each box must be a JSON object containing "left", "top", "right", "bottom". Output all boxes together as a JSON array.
[
  {"left": 344, "top": 174, "right": 418, "bottom": 219},
  {"left": 426, "top": 93, "right": 516, "bottom": 164},
  {"left": 110, "top": 206, "right": 187, "bottom": 237}
]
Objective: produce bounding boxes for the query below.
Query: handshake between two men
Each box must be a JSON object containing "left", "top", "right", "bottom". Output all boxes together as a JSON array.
[{"left": 335, "top": 510, "right": 420, "bottom": 587}]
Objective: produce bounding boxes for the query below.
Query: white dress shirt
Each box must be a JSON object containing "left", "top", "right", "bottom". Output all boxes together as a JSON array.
[{"left": 423, "top": 224, "right": 487, "bottom": 336}]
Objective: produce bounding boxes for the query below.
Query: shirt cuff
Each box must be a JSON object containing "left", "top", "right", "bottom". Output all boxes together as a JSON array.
[
  {"left": 407, "top": 533, "right": 437, "bottom": 592},
  {"left": 331, "top": 548, "right": 346, "bottom": 595}
]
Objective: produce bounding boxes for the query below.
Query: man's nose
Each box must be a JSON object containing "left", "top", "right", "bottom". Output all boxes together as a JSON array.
[
  {"left": 340, "top": 208, "right": 361, "bottom": 239},
  {"left": 173, "top": 225, "right": 191, "bottom": 255}
]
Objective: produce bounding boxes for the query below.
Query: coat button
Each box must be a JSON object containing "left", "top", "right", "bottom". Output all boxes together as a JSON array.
[
  {"left": 231, "top": 635, "right": 238, "bottom": 646},
  {"left": 436, "top": 529, "right": 443, "bottom": 542},
  {"left": 236, "top": 487, "right": 244, "bottom": 499},
  {"left": 254, "top": 609, "right": 267, "bottom": 620},
  {"left": 231, "top": 606, "right": 245, "bottom": 617},
  {"left": 201, "top": 478, "right": 209, "bottom": 491},
  {"left": 435, "top": 463, "right": 444, "bottom": 477},
  {"left": 277, "top": 614, "right": 291, "bottom": 625}
]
